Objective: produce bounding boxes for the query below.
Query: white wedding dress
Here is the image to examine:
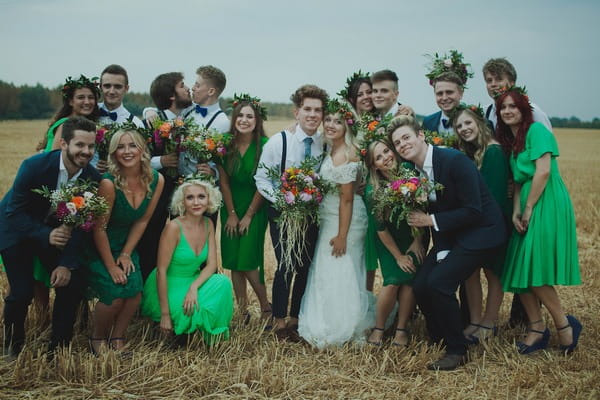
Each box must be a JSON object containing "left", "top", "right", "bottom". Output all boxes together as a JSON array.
[{"left": 298, "top": 156, "right": 374, "bottom": 348}]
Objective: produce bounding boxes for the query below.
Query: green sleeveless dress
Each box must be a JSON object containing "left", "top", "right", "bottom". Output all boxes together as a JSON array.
[
  {"left": 86, "top": 170, "right": 159, "bottom": 304},
  {"left": 141, "top": 218, "right": 233, "bottom": 344}
]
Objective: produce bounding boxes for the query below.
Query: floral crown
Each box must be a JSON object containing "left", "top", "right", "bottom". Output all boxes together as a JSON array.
[
  {"left": 232, "top": 93, "right": 268, "bottom": 121},
  {"left": 62, "top": 75, "right": 100, "bottom": 99},
  {"left": 337, "top": 70, "right": 370, "bottom": 100},
  {"left": 176, "top": 172, "right": 217, "bottom": 187},
  {"left": 425, "top": 49, "right": 473, "bottom": 87},
  {"left": 356, "top": 113, "right": 393, "bottom": 161},
  {"left": 492, "top": 85, "right": 529, "bottom": 102},
  {"left": 448, "top": 103, "right": 485, "bottom": 123},
  {"left": 326, "top": 98, "right": 357, "bottom": 134}
]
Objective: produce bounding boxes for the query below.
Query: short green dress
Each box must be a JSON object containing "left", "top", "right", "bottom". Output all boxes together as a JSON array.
[
  {"left": 141, "top": 218, "right": 233, "bottom": 344},
  {"left": 86, "top": 170, "right": 159, "bottom": 304},
  {"left": 219, "top": 138, "right": 268, "bottom": 283},
  {"left": 479, "top": 144, "right": 511, "bottom": 277},
  {"left": 502, "top": 123, "right": 581, "bottom": 293},
  {"left": 365, "top": 184, "right": 418, "bottom": 286},
  {"left": 362, "top": 178, "right": 379, "bottom": 272}
]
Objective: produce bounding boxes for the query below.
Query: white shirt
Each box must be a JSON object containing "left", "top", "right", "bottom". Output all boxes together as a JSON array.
[
  {"left": 384, "top": 102, "right": 399, "bottom": 118},
  {"left": 57, "top": 152, "right": 83, "bottom": 189},
  {"left": 254, "top": 126, "right": 324, "bottom": 204},
  {"left": 486, "top": 102, "right": 552, "bottom": 131},
  {"left": 184, "top": 102, "right": 230, "bottom": 133},
  {"left": 437, "top": 112, "right": 453, "bottom": 135},
  {"left": 93, "top": 103, "right": 144, "bottom": 167},
  {"left": 150, "top": 109, "right": 179, "bottom": 170}
]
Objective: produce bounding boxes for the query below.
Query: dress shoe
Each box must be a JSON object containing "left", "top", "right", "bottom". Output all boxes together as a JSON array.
[
  {"left": 286, "top": 326, "right": 304, "bottom": 344},
  {"left": 558, "top": 315, "right": 583, "bottom": 354},
  {"left": 427, "top": 353, "right": 466, "bottom": 371},
  {"left": 274, "top": 327, "right": 289, "bottom": 342},
  {"left": 517, "top": 328, "right": 550, "bottom": 354}
]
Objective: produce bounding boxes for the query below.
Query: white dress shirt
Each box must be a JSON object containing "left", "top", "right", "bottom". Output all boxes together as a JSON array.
[
  {"left": 437, "top": 112, "right": 453, "bottom": 135},
  {"left": 384, "top": 102, "right": 399, "bottom": 118},
  {"left": 57, "top": 152, "right": 83, "bottom": 189},
  {"left": 254, "top": 126, "right": 324, "bottom": 204},
  {"left": 184, "top": 102, "right": 230, "bottom": 133},
  {"left": 486, "top": 102, "right": 552, "bottom": 131},
  {"left": 94, "top": 103, "right": 144, "bottom": 167}
]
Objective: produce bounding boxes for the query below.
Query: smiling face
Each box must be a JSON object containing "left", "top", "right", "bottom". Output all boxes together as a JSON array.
[
  {"left": 371, "top": 80, "right": 398, "bottom": 113},
  {"left": 294, "top": 97, "right": 324, "bottom": 135},
  {"left": 371, "top": 141, "right": 396, "bottom": 172},
  {"left": 499, "top": 95, "right": 523, "bottom": 128},
  {"left": 69, "top": 87, "right": 96, "bottom": 116},
  {"left": 390, "top": 125, "right": 427, "bottom": 164},
  {"left": 323, "top": 112, "right": 346, "bottom": 142},
  {"left": 100, "top": 73, "right": 128, "bottom": 110},
  {"left": 434, "top": 81, "right": 463, "bottom": 113},
  {"left": 114, "top": 133, "right": 142, "bottom": 169},
  {"left": 183, "top": 184, "right": 209, "bottom": 216},
  {"left": 355, "top": 82, "right": 373, "bottom": 114},
  {"left": 61, "top": 129, "right": 96, "bottom": 174},
  {"left": 234, "top": 105, "right": 257, "bottom": 135},
  {"left": 455, "top": 111, "right": 480, "bottom": 143}
]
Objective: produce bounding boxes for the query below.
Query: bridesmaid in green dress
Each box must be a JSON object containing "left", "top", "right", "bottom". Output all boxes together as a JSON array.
[
  {"left": 363, "top": 137, "right": 424, "bottom": 347},
  {"left": 87, "top": 129, "right": 164, "bottom": 354},
  {"left": 141, "top": 179, "right": 233, "bottom": 344},
  {"left": 218, "top": 95, "right": 271, "bottom": 324},
  {"left": 453, "top": 105, "right": 510, "bottom": 341},
  {"left": 496, "top": 87, "right": 582, "bottom": 354}
]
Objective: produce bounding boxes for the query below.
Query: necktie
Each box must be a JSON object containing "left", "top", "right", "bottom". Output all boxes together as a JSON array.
[
  {"left": 100, "top": 108, "right": 118, "bottom": 121},
  {"left": 303, "top": 137, "right": 313, "bottom": 159},
  {"left": 195, "top": 105, "right": 208, "bottom": 117},
  {"left": 441, "top": 118, "right": 450, "bottom": 129}
]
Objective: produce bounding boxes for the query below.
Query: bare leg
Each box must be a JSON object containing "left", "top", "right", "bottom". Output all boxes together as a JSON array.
[
  {"left": 244, "top": 270, "right": 271, "bottom": 312},
  {"left": 91, "top": 298, "right": 124, "bottom": 353},
  {"left": 393, "top": 285, "right": 415, "bottom": 346},
  {"left": 463, "top": 269, "right": 482, "bottom": 336},
  {"left": 231, "top": 271, "right": 248, "bottom": 314},
  {"left": 479, "top": 268, "right": 504, "bottom": 327},
  {"left": 368, "top": 285, "right": 398, "bottom": 344},
  {"left": 111, "top": 294, "right": 142, "bottom": 350},
  {"left": 531, "top": 285, "right": 571, "bottom": 345},
  {"left": 518, "top": 292, "right": 547, "bottom": 345},
  {"left": 366, "top": 270, "right": 375, "bottom": 292}
]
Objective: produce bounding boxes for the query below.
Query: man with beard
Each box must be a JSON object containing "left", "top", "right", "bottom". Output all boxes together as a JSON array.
[{"left": 0, "top": 117, "right": 100, "bottom": 358}]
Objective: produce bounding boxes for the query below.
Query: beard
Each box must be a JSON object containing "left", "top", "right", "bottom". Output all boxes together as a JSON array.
[
  {"left": 65, "top": 147, "right": 91, "bottom": 169},
  {"left": 175, "top": 95, "right": 192, "bottom": 109}
]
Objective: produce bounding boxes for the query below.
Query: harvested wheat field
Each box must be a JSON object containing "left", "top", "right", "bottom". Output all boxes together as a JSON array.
[{"left": 0, "top": 120, "right": 599, "bottom": 399}]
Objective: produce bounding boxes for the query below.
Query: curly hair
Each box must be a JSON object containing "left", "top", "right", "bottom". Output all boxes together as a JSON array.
[
  {"left": 150, "top": 72, "right": 184, "bottom": 110},
  {"left": 495, "top": 90, "right": 533, "bottom": 155},
  {"left": 290, "top": 84, "right": 329, "bottom": 108},
  {"left": 196, "top": 65, "right": 226, "bottom": 96},
  {"left": 107, "top": 130, "right": 154, "bottom": 197},
  {"left": 170, "top": 179, "right": 222, "bottom": 216},
  {"left": 453, "top": 108, "right": 495, "bottom": 168}
]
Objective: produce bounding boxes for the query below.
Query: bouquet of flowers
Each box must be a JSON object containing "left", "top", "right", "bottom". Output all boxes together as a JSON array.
[
  {"left": 264, "top": 157, "right": 332, "bottom": 270},
  {"left": 423, "top": 130, "right": 458, "bottom": 148},
  {"left": 32, "top": 180, "right": 109, "bottom": 232},
  {"left": 149, "top": 117, "right": 198, "bottom": 177},
  {"left": 356, "top": 113, "right": 393, "bottom": 157},
  {"left": 178, "top": 127, "right": 231, "bottom": 176},
  {"left": 372, "top": 166, "right": 443, "bottom": 236}
]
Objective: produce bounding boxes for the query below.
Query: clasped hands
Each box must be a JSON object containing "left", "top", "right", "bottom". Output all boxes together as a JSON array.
[
  {"left": 108, "top": 253, "right": 135, "bottom": 285},
  {"left": 224, "top": 214, "right": 252, "bottom": 236}
]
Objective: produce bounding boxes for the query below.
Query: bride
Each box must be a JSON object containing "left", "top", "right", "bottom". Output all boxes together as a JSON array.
[{"left": 298, "top": 100, "right": 373, "bottom": 348}]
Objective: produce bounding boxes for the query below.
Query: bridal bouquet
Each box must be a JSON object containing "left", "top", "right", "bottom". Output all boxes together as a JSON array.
[
  {"left": 33, "top": 180, "right": 109, "bottom": 232},
  {"left": 423, "top": 130, "right": 457, "bottom": 148},
  {"left": 178, "top": 127, "right": 231, "bottom": 176},
  {"left": 149, "top": 117, "right": 198, "bottom": 177},
  {"left": 372, "top": 166, "right": 443, "bottom": 236},
  {"left": 264, "top": 157, "right": 332, "bottom": 270}
]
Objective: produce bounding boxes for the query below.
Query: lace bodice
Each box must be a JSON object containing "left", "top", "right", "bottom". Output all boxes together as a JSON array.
[{"left": 320, "top": 155, "right": 361, "bottom": 185}]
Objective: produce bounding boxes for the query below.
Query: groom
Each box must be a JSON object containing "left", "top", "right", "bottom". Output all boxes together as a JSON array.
[
  {"left": 255, "top": 84, "right": 328, "bottom": 342},
  {"left": 0, "top": 116, "right": 100, "bottom": 357},
  {"left": 390, "top": 116, "right": 506, "bottom": 370}
]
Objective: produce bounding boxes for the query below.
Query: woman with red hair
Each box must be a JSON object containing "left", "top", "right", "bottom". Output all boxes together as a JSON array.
[{"left": 496, "top": 87, "right": 582, "bottom": 355}]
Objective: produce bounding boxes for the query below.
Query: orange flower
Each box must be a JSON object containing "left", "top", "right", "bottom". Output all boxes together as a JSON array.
[
  {"left": 405, "top": 182, "right": 417, "bottom": 192},
  {"left": 71, "top": 196, "right": 85, "bottom": 209},
  {"left": 205, "top": 138, "right": 216, "bottom": 151},
  {"left": 367, "top": 121, "right": 379, "bottom": 131},
  {"left": 433, "top": 136, "right": 443, "bottom": 145},
  {"left": 174, "top": 118, "right": 184, "bottom": 127},
  {"left": 159, "top": 122, "right": 171, "bottom": 138}
]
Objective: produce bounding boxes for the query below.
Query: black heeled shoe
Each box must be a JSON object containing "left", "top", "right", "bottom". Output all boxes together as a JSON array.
[
  {"left": 392, "top": 328, "right": 410, "bottom": 347},
  {"left": 517, "top": 325, "right": 550, "bottom": 355},
  {"left": 558, "top": 315, "right": 582, "bottom": 355},
  {"left": 367, "top": 327, "right": 384, "bottom": 346}
]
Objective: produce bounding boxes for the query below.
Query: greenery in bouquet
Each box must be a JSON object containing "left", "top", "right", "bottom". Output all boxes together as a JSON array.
[
  {"left": 32, "top": 180, "right": 109, "bottom": 232},
  {"left": 423, "top": 130, "right": 458, "bottom": 148},
  {"left": 425, "top": 49, "right": 473, "bottom": 87},
  {"left": 180, "top": 127, "right": 231, "bottom": 164},
  {"left": 149, "top": 117, "right": 198, "bottom": 177},
  {"left": 356, "top": 113, "right": 393, "bottom": 159},
  {"left": 371, "top": 165, "right": 443, "bottom": 236}
]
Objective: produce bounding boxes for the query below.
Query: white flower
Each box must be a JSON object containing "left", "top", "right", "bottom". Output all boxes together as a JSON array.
[
  {"left": 66, "top": 202, "right": 78, "bottom": 215},
  {"left": 83, "top": 191, "right": 94, "bottom": 200},
  {"left": 401, "top": 186, "right": 410, "bottom": 195},
  {"left": 443, "top": 59, "right": 453, "bottom": 68}
]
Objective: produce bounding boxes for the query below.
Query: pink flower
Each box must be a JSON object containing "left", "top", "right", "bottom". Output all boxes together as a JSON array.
[
  {"left": 390, "top": 180, "right": 402, "bottom": 191},
  {"left": 299, "top": 192, "right": 312, "bottom": 202},
  {"left": 284, "top": 191, "right": 295, "bottom": 204},
  {"left": 409, "top": 177, "right": 420, "bottom": 185}
]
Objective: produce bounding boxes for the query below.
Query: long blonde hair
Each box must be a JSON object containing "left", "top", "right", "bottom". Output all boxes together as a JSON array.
[
  {"left": 364, "top": 138, "right": 397, "bottom": 190},
  {"left": 108, "top": 130, "right": 154, "bottom": 197},
  {"left": 453, "top": 108, "right": 495, "bottom": 168}
]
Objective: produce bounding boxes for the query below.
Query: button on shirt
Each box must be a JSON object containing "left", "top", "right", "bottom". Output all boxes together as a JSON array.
[{"left": 254, "top": 126, "right": 323, "bottom": 203}]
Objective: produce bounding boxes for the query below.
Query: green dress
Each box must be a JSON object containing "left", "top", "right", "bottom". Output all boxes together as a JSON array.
[
  {"left": 479, "top": 144, "right": 511, "bottom": 277},
  {"left": 219, "top": 137, "right": 268, "bottom": 283},
  {"left": 365, "top": 184, "right": 417, "bottom": 286},
  {"left": 502, "top": 123, "right": 581, "bottom": 293},
  {"left": 86, "top": 170, "right": 159, "bottom": 304},
  {"left": 44, "top": 117, "right": 69, "bottom": 153},
  {"left": 362, "top": 178, "right": 379, "bottom": 272},
  {"left": 141, "top": 218, "right": 233, "bottom": 344}
]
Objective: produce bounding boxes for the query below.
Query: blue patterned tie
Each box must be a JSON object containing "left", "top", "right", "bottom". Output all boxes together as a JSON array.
[
  {"left": 442, "top": 118, "right": 450, "bottom": 129},
  {"left": 195, "top": 105, "right": 208, "bottom": 117},
  {"left": 100, "top": 108, "right": 118, "bottom": 121},
  {"left": 303, "top": 137, "right": 313, "bottom": 159}
]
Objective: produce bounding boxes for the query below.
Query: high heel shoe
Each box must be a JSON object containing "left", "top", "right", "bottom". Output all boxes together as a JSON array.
[
  {"left": 367, "top": 327, "right": 384, "bottom": 346},
  {"left": 392, "top": 328, "right": 409, "bottom": 347},
  {"left": 517, "top": 327, "right": 550, "bottom": 354},
  {"left": 558, "top": 315, "right": 582, "bottom": 355}
]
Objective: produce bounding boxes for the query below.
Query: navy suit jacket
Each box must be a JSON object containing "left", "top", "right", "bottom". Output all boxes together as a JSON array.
[
  {"left": 428, "top": 147, "right": 506, "bottom": 252},
  {"left": 422, "top": 111, "right": 442, "bottom": 132},
  {"left": 0, "top": 150, "right": 101, "bottom": 269}
]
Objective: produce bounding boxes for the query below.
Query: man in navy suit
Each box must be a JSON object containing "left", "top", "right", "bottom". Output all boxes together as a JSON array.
[
  {"left": 389, "top": 116, "right": 506, "bottom": 370},
  {"left": 0, "top": 116, "right": 101, "bottom": 357},
  {"left": 421, "top": 72, "right": 464, "bottom": 134}
]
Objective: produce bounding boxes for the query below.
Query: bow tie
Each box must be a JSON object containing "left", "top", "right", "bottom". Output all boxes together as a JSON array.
[
  {"left": 195, "top": 105, "right": 208, "bottom": 117},
  {"left": 442, "top": 118, "right": 450, "bottom": 129},
  {"left": 100, "top": 108, "right": 118, "bottom": 121}
]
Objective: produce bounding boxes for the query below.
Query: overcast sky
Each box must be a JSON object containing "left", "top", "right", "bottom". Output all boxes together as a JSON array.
[{"left": 1, "top": 0, "right": 598, "bottom": 120}]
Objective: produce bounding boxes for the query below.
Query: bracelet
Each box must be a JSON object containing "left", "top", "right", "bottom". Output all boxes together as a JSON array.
[
  {"left": 120, "top": 252, "right": 131, "bottom": 258},
  {"left": 247, "top": 205, "right": 254, "bottom": 212},
  {"left": 230, "top": 209, "right": 236, "bottom": 214}
]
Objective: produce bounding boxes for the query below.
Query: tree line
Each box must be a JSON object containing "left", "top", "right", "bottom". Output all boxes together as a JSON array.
[{"left": 0, "top": 80, "right": 597, "bottom": 129}]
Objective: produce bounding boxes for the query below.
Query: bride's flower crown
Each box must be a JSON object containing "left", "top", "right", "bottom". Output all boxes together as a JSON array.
[{"left": 326, "top": 98, "right": 357, "bottom": 135}]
